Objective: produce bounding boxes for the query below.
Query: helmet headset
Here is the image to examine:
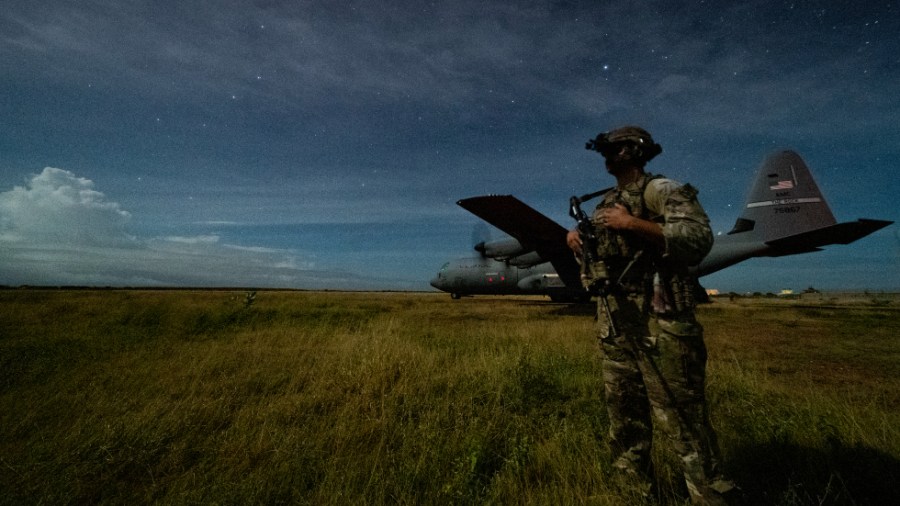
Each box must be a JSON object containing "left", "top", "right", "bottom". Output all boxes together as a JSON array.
[{"left": 585, "top": 126, "right": 662, "bottom": 164}]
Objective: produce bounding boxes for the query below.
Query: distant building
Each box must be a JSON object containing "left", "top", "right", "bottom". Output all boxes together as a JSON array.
[
  {"left": 706, "top": 288, "right": 720, "bottom": 296},
  {"left": 780, "top": 289, "right": 794, "bottom": 296}
]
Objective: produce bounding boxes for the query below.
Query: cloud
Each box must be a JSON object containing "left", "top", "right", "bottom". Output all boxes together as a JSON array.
[
  {"left": 0, "top": 168, "right": 366, "bottom": 288},
  {"left": 0, "top": 167, "right": 133, "bottom": 246}
]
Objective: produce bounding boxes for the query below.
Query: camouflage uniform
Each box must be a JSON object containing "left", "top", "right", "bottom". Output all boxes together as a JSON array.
[{"left": 589, "top": 174, "right": 733, "bottom": 505}]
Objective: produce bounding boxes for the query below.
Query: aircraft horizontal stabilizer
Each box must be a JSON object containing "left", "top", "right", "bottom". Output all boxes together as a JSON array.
[{"left": 765, "top": 218, "right": 893, "bottom": 254}]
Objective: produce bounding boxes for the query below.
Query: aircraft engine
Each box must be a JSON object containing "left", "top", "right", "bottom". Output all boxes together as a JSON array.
[
  {"left": 474, "top": 238, "right": 526, "bottom": 259},
  {"left": 517, "top": 273, "right": 566, "bottom": 291},
  {"left": 507, "top": 251, "right": 544, "bottom": 267}
]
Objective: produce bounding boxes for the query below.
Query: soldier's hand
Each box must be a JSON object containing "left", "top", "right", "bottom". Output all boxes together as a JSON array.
[
  {"left": 566, "top": 229, "right": 583, "bottom": 254},
  {"left": 601, "top": 203, "right": 666, "bottom": 248},
  {"left": 600, "top": 204, "right": 633, "bottom": 231}
]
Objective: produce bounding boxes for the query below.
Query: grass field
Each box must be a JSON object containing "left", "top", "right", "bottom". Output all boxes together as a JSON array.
[{"left": 1, "top": 290, "right": 898, "bottom": 505}]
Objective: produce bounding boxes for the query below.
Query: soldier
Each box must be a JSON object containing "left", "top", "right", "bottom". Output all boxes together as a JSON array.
[{"left": 567, "top": 126, "right": 735, "bottom": 505}]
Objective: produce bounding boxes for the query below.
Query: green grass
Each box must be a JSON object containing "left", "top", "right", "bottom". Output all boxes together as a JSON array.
[{"left": 1, "top": 290, "right": 898, "bottom": 505}]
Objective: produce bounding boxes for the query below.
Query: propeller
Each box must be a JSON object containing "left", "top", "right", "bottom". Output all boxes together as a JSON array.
[{"left": 472, "top": 223, "right": 491, "bottom": 257}]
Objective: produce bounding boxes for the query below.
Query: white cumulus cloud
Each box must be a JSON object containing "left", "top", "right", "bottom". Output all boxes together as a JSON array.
[
  {"left": 0, "top": 168, "right": 357, "bottom": 288},
  {"left": 0, "top": 167, "right": 132, "bottom": 246}
]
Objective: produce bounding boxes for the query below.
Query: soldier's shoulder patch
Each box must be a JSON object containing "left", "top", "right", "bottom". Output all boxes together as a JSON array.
[
  {"left": 644, "top": 178, "right": 680, "bottom": 213},
  {"left": 676, "top": 183, "right": 699, "bottom": 200},
  {"left": 646, "top": 177, "right": 681, "bottom": 194}
]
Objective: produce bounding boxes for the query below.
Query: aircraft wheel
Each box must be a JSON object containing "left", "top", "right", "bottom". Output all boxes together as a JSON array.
[{"left": 451, "top": 293, "right": 462, "bottom": 300}]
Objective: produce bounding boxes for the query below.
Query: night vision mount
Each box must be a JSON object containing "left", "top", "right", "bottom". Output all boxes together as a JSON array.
[
  {"left": 585, "top": 133, "right": 615, "bottom": 154},
  {"left": 584, "top": 129, "right": 662, "bottom": 162}
]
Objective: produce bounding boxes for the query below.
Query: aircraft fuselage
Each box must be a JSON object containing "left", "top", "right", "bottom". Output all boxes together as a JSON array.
[{"left": 430, "top": 257, "right": 574, "bottom": 299}]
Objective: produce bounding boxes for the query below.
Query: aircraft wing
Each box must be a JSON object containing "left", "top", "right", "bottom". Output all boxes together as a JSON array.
[{"left": 457, "top": 195, "right": 583, "bottom": 289}]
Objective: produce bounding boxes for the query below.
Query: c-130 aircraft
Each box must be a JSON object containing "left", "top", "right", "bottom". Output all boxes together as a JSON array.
[{"left": 430, "top": 150, "right": 892, "bottom": 302}]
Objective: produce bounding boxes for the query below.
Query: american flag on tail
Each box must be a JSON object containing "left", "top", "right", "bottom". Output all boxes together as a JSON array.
[{"left": 769, "top": 180, "right": 794, "bottom": 190}]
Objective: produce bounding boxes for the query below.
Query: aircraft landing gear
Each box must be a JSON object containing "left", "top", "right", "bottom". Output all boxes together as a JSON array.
[{"left": 451, "top": 293, "right": 462, "bottom": 300}]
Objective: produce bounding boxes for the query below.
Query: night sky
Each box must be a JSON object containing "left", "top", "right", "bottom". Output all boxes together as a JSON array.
[{"left": 1, "top": 0, "right": 898, "bottom": 292}]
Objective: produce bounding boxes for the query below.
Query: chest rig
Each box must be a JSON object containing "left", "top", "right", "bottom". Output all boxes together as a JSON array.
[{"left": 584, "top": 174, "right": 663, "bottom": 293}]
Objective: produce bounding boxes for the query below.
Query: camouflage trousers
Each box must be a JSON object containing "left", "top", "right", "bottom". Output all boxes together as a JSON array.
[{"left": 597, "top": 292, "right": 733, "bottom": 505}]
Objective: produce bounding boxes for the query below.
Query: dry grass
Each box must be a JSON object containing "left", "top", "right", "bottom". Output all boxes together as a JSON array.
[{"left": 1, "top": 290, "right": 898, "bottom": 505}]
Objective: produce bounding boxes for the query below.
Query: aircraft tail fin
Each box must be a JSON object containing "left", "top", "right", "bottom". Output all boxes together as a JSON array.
[
  {"left": 729, "top": 150, "right": 836, "bottom": 242},
  {"left": 727, "top": 150, "right": 891, "bottom": 253}
]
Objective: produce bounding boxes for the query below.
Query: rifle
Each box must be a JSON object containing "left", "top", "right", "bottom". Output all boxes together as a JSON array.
[
  {"left": 569, "top": 195, "right": 599, "bottom": 270},
  {"left": 569, "top": 191, "right": 617, "bottom": 336}
]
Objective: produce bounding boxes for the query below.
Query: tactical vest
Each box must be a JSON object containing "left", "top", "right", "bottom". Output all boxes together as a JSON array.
[
  {"left": 584, "top": 174, "right": 661, "bottom": 288},
  {"left": 582, "top": 173, "right": 699, "bottom": 313}
]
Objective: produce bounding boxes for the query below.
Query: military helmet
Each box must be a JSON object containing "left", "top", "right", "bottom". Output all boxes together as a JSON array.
[{"left": 586, "top": 125, "right": 662, "bottom": 163}]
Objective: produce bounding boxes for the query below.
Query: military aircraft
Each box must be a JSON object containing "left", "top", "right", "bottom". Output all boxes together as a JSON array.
[{"left": 430, "top": 150, "right": 892, "bottom": 301}]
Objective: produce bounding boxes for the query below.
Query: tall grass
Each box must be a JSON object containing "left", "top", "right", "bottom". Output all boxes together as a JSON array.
[
  {"left": 1, "top": 290, "right": 898, "bottom": 505},
  {"left": 702, "top": 299, "right": 900, "bottom": 505}
]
